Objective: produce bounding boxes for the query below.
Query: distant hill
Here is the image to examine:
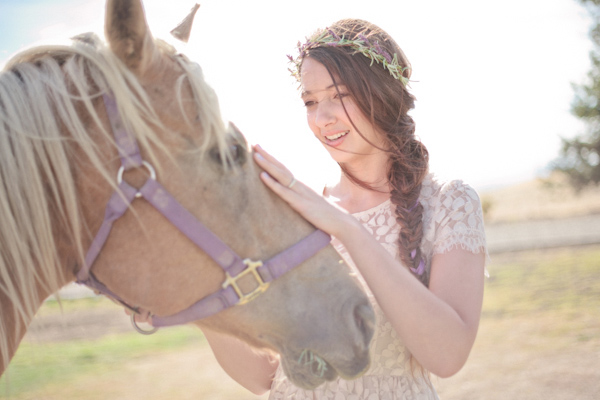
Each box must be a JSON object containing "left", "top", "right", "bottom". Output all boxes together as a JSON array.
[{"left": 480, "top": 173, "right": 600, "bottom": 224}]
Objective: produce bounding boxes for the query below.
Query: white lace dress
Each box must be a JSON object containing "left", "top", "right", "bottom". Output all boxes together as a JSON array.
[{"left": 269, "top": 174, "right": 487, "bottom": 400}]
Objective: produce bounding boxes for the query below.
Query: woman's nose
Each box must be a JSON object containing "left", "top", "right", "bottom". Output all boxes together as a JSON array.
[{"left": 314, "top": 101, "right": 337, "bottom": 128}]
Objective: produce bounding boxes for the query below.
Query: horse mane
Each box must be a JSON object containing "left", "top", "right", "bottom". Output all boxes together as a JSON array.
[{"left": 0, "top": 32, "right": 228, "bottom": 368}]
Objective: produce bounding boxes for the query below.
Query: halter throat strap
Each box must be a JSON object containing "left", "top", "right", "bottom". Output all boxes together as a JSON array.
[{"left": 76, "top": 94, "right": 331, "bottom": 327}]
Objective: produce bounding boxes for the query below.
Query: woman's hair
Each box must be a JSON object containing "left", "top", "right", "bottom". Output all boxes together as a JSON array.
[{"left": 298, "top": 19, "right": 430, "bottom": 285}]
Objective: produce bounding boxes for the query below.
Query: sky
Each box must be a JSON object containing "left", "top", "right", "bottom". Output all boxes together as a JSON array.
[{"left": 0, "top": 0, "right": 593, "bottom": 191}]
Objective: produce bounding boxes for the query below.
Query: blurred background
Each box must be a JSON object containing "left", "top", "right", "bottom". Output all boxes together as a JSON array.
[
  {"left": 0, "top": 0, "right": 593, "bottom": 190},
  {"left": 1, "top": 0, "right": 599, "bottom": 399}
]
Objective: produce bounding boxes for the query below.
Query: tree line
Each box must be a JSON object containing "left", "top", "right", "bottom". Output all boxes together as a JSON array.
[{"left": 553, "top": 0, "right": 600, "bottom": 189}]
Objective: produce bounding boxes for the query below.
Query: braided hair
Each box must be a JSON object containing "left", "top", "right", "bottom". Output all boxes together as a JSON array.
[{"left": 299, "top": 19, "right": 430, "bottom": 285}]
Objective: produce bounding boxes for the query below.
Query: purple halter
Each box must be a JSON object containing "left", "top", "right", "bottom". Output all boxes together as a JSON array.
[{"left": 76, "top": 94, "right": 331, "bottom": 331}]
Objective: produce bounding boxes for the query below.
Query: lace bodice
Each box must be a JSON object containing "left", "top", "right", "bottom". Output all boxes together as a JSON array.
[{"left": 269, "top": 174, "right": 487, "bottom": 400}]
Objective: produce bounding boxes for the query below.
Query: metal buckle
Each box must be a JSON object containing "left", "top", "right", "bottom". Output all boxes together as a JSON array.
[
  {"left": 117, "top": 161, "right": 157, "bottom": 198},
  {"left": 222, "top": 259, "right": 270, "bottom": 305}
]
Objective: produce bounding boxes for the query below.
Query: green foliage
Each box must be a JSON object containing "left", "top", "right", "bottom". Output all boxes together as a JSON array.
[{"left": 552, "top": 0, "right": 600, "bottom": 189}]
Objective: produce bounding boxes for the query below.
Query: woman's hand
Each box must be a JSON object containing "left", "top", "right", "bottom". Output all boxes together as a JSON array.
[{"left": 253, "top": 145, "right": 354, "bottom": 238}]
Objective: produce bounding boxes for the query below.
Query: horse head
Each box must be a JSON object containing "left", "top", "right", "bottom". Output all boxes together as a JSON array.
[{"left": 0, "top": 0, "right": 374, "bottom": 389}]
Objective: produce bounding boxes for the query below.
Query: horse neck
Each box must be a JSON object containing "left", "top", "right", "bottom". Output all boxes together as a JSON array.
[
  {"left": 0, "top": 38, "right": 116, "bottom": 376},
  {"left": 0, "top": 262, "right": 73, "bottom": 376}
]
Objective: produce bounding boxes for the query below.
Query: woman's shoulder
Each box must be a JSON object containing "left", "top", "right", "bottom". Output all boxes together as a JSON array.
[
  {"left": 420, "top": 173, "right": 481, "bottom": 206},
  {"left": 420, "top": 173, "right": 487, "bottom": 256}
]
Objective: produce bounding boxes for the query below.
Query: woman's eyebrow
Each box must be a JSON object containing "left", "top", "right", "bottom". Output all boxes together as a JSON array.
[{"left": 301, "top": 84, "right": 345, "bottom": 97}]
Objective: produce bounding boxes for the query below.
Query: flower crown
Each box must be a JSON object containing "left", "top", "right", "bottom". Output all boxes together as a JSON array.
[{"left": 287, "top": 28, "right": 410, "bottom": 86}]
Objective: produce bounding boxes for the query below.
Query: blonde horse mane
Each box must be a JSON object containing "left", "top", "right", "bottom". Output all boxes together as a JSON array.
[{"left": 0, "top": 32, "right": 228, "bottom": 368}]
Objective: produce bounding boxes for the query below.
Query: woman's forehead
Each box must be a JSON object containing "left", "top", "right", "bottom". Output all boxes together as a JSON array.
[{"left": 300, "top": 59, "right": 344, "bottom": 97}]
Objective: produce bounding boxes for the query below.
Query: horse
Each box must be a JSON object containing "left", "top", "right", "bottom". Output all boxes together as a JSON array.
[{"left": 0, "top": 0, "right": 374, "bottom": 390}]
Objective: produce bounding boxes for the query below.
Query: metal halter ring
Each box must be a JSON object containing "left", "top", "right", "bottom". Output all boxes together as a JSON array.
[
  {"left": 130, "top": 313, "right": 159, "bottom": 335},
  {"left": 117, "top": 161, "right": 157, "bottom": 198}
]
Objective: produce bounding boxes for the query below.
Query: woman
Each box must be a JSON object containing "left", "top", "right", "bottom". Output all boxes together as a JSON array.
[{"left": 172, "top": 18, "right": 485, "bottom": 399}]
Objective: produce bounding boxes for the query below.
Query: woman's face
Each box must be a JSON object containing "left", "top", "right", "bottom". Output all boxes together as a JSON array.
[{"left": 300, "top": 57, "right": 384, "bottom": 164}]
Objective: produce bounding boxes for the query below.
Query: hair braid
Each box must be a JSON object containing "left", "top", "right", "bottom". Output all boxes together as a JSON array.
[{"left": 388, "top": 130, "right": 429, "bottom": 285}]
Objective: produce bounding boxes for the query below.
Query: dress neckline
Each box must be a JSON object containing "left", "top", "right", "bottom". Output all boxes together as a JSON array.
[{"left": 350, "top": 198, "right": 392, "bottom": 217}]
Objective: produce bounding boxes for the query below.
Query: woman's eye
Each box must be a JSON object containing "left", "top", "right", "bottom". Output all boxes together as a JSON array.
[{"left": 304, "top": 100, "right": 316, "bottom": 108}]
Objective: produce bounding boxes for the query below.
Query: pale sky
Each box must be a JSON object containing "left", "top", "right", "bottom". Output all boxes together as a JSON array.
[{"left": 0, "top": 0, "right": 593, "bottom": 191}]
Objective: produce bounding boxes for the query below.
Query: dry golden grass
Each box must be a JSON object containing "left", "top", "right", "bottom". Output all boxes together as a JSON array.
[
  {"left": 480, "top": 173, "right": 600, "bottom": 223},
  {"left": 436, "top": 245, "right": 600, "bottom": 399}
]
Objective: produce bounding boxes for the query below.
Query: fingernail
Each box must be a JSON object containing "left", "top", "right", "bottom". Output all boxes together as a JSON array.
[{"left": 254, "top": 152, "right": 264, "bottom": 161}]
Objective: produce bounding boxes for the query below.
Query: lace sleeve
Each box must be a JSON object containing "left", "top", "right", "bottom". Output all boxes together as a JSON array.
[{"left": 431, "top": 180, "right": 487, "bottom": 256}]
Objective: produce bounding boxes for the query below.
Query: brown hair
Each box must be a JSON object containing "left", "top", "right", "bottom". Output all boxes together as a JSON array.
[{"left": 299, "top": 19, "right": 430, "bottom": 285}]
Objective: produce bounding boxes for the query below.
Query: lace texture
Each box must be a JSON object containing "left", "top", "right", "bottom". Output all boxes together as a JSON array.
[{"left": 269, "top": 174, "right": 487, "bottom": 400}]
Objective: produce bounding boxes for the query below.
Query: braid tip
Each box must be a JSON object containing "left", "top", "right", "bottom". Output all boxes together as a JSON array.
[{"left": 410, "top": 259, "right": 425, "bottom": 276}]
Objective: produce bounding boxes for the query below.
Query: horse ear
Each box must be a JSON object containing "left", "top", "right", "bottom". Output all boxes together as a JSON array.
[
  {"left": 105, "top": 0, "right": 157, "bottom": 75},
  {"left": 170, "top": 3, "right": 200, "bottom": 43}
]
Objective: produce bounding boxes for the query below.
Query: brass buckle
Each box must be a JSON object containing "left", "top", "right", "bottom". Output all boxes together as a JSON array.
[{"left": 222, "top": 259, "right": 270, "bottom": 305}]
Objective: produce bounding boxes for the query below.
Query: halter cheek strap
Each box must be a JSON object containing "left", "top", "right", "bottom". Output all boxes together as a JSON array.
[{"left": 76, "top": 94, "right": 331, "bottom": 328}]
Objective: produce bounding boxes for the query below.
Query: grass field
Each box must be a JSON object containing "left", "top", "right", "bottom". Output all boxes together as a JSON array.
[
  {"left": 1, "top": 245, "right": 599, "bottom": 399},
  {"left": 480, "top": 174, "right": 600, "bottom": 223},
  {"left": 435, "top": 245, "right": 600, "bottom": 399}
]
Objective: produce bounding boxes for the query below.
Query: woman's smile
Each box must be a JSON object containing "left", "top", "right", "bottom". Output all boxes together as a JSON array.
[{"left": 324, "top": 130, "right": 349, "bottom": 146}]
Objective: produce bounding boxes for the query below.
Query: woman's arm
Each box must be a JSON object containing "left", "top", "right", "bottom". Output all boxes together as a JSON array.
[
  {"left": 202, "top": 327, "right": 279, "bottom": 395},
  {"left": 335, "top": 220, "right": 485, "bottom": 377},
  {"left": 127, "top": 310, "right": 279, "bottom": 394},
  {"left": 253, "top": 145, "right": 485, "bottom": 378}
]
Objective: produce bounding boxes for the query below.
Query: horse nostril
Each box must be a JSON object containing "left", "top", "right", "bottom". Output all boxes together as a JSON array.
[{"left": 353, "top": 302, "right": 375, "bottom": 347}]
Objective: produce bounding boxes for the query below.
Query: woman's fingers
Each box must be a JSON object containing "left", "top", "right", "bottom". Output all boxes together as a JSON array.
[
  {"left": 253, "top": 144, "right": 285, "bottom": 169},
  {"left": 253, "top": 145, "right": 298, "bottom": 190},
  {"left": 252, "top": 144, "right": 350, "bottom": 236},
  {"left": 259, "top": 170, "right": 296, "bottom": 197}
]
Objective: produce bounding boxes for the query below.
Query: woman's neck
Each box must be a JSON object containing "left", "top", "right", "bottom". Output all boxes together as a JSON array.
[{"left": 325, "top": 152, "right": 391, "bottom": 214}]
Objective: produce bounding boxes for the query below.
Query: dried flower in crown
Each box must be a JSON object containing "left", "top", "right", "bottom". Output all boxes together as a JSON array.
[{"left": 287, "top": 28, "right": 410, "bottom": 86}]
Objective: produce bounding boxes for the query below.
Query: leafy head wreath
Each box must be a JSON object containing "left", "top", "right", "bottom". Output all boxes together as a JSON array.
[{"left": 287, "top": 28, "right": 410, "bottom": 86}]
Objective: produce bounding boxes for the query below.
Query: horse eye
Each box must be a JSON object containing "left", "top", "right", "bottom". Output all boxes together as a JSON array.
[
  {"left": 210, "top": 143, "right": 247, "bottom": 167},
  {"left": 229, "top": 144, "right": 243, "bottom": 162}
]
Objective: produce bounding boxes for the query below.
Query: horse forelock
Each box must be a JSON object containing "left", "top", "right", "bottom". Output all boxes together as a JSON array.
[{"left": 0, "top": 31, "right": 229, "bottom": 368}]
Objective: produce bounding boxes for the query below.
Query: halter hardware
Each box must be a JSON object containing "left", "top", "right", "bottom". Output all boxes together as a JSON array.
[
  {"left": 76, "top": 93, "right": 331, "bottom": 333},
  {"left": 222, "top": 259, "right": 270, "bottom": 305},
  {"left": 130, "top": 313, "right": 159, "bottom": 335},
  {"left": 117, "top": 161, "right": 156, "bottom": 198}
]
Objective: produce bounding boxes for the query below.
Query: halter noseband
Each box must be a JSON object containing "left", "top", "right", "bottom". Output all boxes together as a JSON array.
[{"left": 76, "top": 94, "right": 331, "bottom": 331}]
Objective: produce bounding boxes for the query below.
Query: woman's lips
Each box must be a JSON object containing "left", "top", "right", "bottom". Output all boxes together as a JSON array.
[{"left": 324, "top": 131, "right": 348, "bottom": 146}]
